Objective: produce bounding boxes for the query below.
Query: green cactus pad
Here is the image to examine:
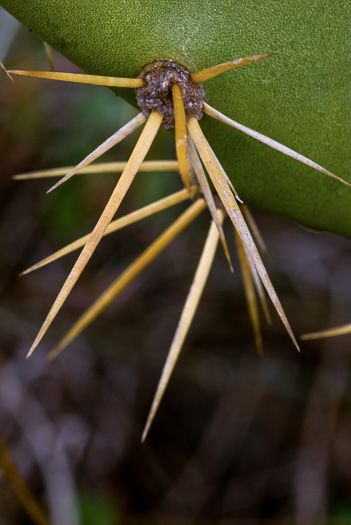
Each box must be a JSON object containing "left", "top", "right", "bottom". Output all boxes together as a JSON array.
[{"left": 1, "top": 0, "right": 350, "bottom": 236}]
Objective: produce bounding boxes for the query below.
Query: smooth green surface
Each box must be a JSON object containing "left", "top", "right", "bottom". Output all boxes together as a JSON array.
[{"left": 1, "top": 0, "right": 350, "bottom": 236}]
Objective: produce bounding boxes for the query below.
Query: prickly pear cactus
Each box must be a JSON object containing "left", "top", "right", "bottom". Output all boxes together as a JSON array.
[{"left": 1, "top": 0, "right": 350, "bottom": 236}]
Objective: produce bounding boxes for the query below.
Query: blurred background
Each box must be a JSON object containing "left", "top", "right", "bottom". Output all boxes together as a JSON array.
[{"left": 1, "top": 7, "right": 351, "bottom": 525}]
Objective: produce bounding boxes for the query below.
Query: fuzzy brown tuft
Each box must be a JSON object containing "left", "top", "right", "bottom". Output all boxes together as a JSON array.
[{"left": 136, "top": 60, "right": 204, "bottom": 129}]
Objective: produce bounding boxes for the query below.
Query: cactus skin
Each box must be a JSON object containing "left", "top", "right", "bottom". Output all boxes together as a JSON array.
[{"left": 1, "top": 0, "right": 350, "bottom": 236}]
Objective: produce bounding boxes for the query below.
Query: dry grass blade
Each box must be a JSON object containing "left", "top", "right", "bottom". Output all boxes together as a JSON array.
[
  {"left": 0, "top": 60, "right": 14, "bottom": 82},
  {"left": 43, "top": 43, "right": 55, "bottom": 71},
  {"left": 241, "top": 204, "right": 271, "bottom": 262},
  {"left": 235, "top": 230, "right": 263, "bottom": 354},
  {"left": 188, "top": 117, "right": 299, "bottom": 350},
  {"left": 13, "top": 160, "right": 179, "bottom": 180},
  {"left": 27, "top": 111, "right": 163, "bottom": 357},
  {"left": 191, "top": 51, "right": 279, "bottom": 84},
  {"left": 7, "top": 69, "right": 144, "bottom": 87},
  {"left": 47, "top": 113, "right": 146, "bottom": 192},
  {"left": 301, "top": 323, "right": 351, "bottom": 341},
  {"left": 0, "top": 436, "right": 51, "bottom": 525},
  {"left": 172, "top": 84, "right": 192, "bottom": 191},
  {"left": 21, "top": 188, "right": 195, "bottom": 275},
  {"left": 48, "top": 198, "right": 206, "bottom": 359},
  {"left": 203, "top": 102, "right": 351, "bottom": 187},
  {"left": 142, "top": 211, "right": 222, "bottom": 442},
  {"left": 188, "top": 137, "right": 233, "bottom": 271}
]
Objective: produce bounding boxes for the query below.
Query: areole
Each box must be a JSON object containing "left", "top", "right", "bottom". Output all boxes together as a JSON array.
[{"left": 136, "top": 59, "right": 205, "bottom": 128}]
